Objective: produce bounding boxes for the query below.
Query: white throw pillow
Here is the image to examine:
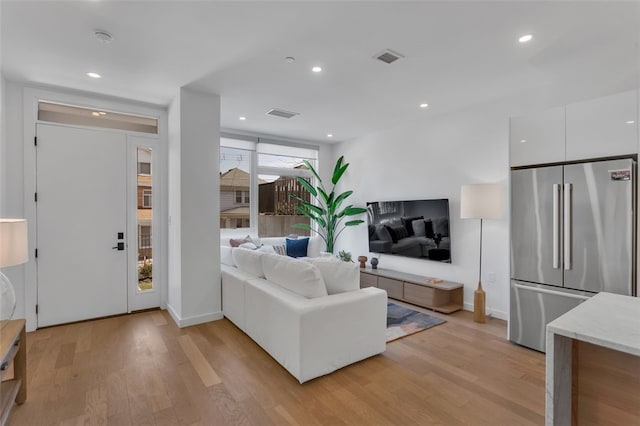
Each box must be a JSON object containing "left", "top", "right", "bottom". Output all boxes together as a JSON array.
[
  {"left": 304, "top": 257, "right": 360, "bottom": 295},
  {"left": 232, "top": 248, "right": 265, "bottom": 278},
  {"left": 307, "top": 237, "right": 323, "bottom": 258},
  {"left": 258, "top": 245, "right": 275, "bottom": 254},
  {"left": 261, "top": 254, "right": 328, "bottom": 299},
  {"left": 220, "top": 246, "right": 235, "bottom": 267},
  {"left": 239, "top": 242, "right": 259, "bottom": 250}
]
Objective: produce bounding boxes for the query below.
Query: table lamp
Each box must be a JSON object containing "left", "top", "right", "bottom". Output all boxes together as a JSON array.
[
  {"left": 0, "top": 219, "right": 28, "bottom": 324},
  {"left": 460, "top": 184, "right": 502, "bottom": 323}
]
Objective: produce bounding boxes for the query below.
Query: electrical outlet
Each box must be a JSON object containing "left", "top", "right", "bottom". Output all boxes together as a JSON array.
[{"left": 487, "top": 272, "right": 496, "bottom": 284}]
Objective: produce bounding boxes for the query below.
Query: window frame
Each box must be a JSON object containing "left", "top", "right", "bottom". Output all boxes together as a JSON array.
[
  {"left": 138, "top": 162, "right": 151, "bottom": 175},
  {"left": 142, "top": 189, "right": 152, "bottom": 208}
]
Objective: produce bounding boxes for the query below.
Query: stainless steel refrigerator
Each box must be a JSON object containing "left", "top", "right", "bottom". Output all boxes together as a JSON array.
[{"left": 510, "top": 157, "right": 636, "bottom": 352}]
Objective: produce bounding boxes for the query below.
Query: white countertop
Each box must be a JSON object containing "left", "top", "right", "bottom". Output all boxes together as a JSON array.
[{"left": 547, "top": 292, "right": 640, "bottom": 356}]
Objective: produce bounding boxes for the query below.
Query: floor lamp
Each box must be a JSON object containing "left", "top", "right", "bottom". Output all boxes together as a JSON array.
[
  {"left": 460, "top": 184, "right": 503, "bottom": 323},
  {"left": 0, "top": 219, "right": 28, "bottom": 325}
]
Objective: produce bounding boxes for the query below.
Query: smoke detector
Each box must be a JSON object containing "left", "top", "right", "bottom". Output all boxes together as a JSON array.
[
  {"left": 374, "top": 49, "right": 404, "bottom": 64},
  {"left": 94, "top": 30, "right": 114, "bottom": 45},
  {"left": 266, "top": 108, "right": 300, "bottom": 119}
]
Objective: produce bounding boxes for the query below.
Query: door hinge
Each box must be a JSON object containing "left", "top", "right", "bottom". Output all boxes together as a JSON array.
[
  {"left": 35, "top": 248, "right": 38, "bottom": 259},
  {"left": 34, "top": 136, "right": 38, "bottom": 146},
  {"left": 35, "top": 304, "right": 38, "bottom": 315},
  {"left": 34, "top": 193, "right": 38, "bottom": 202}
]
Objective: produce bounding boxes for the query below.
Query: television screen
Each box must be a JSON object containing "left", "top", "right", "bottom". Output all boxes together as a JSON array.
[{"left": 366, "top": 199, "right": 451, "bottom": 263}]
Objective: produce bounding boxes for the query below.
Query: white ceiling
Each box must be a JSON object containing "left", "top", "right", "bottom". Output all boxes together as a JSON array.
[{"left": 2, "top": 1, "right": 639, "bottom": 143}]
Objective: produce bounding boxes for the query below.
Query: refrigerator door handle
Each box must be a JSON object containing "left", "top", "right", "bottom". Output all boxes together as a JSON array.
[
  {"left": 564, "top": 183, "right": 572, "bottom": 270},
  {"left": 552, "top": 184, "right": 561, "bottom": 269},
  {"left": 513, "top": 283, "right": 590, "bottom": 301}
]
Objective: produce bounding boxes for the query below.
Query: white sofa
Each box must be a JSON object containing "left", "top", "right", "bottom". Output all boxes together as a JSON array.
[{"left": 220, "top": 237, "right": 387, "bottom": 383}]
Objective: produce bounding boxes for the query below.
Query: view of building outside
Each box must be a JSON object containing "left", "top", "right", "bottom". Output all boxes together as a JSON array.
[
  {"left": 220, "top": 145, "right": 315, "bottom": 237},
  {"left": 137, "top": 147, "right": 153, "bottom": 291}
]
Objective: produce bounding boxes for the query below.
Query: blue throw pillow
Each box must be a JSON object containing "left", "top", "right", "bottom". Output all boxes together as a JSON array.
[{"left": 286, "top": 237, "right": 309, "bottom": 258}]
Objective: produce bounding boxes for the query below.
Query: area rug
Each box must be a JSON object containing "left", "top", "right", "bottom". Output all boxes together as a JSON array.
[{"left": 386, "top": 302, "right": 446, "bottom": 342}]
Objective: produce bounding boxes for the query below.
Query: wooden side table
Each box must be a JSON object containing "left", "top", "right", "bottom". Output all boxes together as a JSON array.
[{"left": 0, "top": 319, "right": 26, "bottom": 426}]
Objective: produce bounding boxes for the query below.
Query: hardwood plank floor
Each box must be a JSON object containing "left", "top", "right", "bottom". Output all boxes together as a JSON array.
[{"left": 9, "top": 305, "right": 545, "bottom": 425}]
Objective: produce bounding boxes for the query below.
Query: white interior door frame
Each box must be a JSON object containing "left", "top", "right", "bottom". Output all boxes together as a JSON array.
[{"left": 23, "top": 86, "right": 168, "bottom": 331}]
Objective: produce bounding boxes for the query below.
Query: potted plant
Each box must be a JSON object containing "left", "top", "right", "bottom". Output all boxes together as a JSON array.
[{"left": 289, "top": 156, "right": 366, "bottom": 253}]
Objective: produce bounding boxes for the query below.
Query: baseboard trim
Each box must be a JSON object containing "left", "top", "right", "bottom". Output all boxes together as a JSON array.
[
  {"left": 166, "top": 304, "right": 223, "bottom": 328},
  {"left": 463, "top": 302, "right": 507, "bottom": 321}
]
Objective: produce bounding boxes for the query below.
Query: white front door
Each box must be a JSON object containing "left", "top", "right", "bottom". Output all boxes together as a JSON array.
[{"left": 36, "top": 123, "right": 128, "bottom": 327}]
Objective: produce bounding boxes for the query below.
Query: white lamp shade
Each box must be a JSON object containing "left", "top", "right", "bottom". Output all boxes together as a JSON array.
[
  {"left": 0, "top": 219, "right": 28, "bottom": 268},
  {"left": 460, "top": 184, "right": 503, "bottom": 220}
]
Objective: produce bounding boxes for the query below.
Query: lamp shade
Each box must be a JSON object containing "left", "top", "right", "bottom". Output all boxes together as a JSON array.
[
  {"left": 460, "top": 184, "right": 503, "bottom": 220},
  {"left": 0, "top": 219, "right": 28, "bottom": 268}
]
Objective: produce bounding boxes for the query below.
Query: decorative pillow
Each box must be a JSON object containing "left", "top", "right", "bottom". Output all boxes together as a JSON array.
[
  {"left": 402, "top": 216, "right": 423, "bottom": 236},
  {"left": 220, "top": 246, "right": 235, "bottom": 266},
  {"left": 261, "top": 254, "right": 328, "bottom": 299},
  {"left": 433, "top": 217, "right": 449, "bottom": 237},
  {"left": 232, "top": 248, "right": 265, "bottom": 277},
  {"left": 424, "top": 220, "right": 435, "bottom": 238},
  {"left": 230, "top": 235, "right": 251, "bottom": 247},
  {"left": 286, "top": 237, "right": 309, "bottom": 258},
  {"left": 387, "top": 224, "right": 408, "bottom": 242},
  {"left": 273, "top": 244, "right": 287, "bottom": 256},
  {"left": 375, "top": 225, "right": 393, "bottom": 242},
  {"left": 303, "top": 257, "right": 360, "bottom": 295},
  {"left": 257, "top": 245, "right": 275, "bottom": 254},
  {"left": 412, "top": 219, "right": 426, "bottom": 237},
  {"left": 239, "top": 242, "right": 259, "bottom": 250}
]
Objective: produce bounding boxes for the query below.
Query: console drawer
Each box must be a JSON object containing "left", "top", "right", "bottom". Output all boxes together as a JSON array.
[
  {"left": 378, "top": 277, "right": 403, "bottom": 299},
  {"left": 404, "top": 282, "right": 434, "bottom": 307},
  {"left": 360, "top": 272, "right": 378, "bottom": 288}
]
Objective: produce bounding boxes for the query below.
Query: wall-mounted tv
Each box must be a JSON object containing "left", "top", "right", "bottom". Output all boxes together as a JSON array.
[{"left": 367, "top": 199, "right": 451, "bottom": 263}]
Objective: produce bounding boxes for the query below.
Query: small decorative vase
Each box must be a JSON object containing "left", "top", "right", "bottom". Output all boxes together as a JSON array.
[
  {"left": 357, "top": 256, "right": 367, "bottom": 269},
  {"left": 371, "top": 257, "right": 379, "bottom": 269}
]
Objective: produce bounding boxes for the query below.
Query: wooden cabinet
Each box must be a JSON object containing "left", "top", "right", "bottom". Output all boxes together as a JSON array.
[
  {"left": 360, "top": 268, "right": 463, "bottom": 314},
  {"left": 566, "top": 90, "right": 638, "bottom": 161},
  {"left": 0, "top": 319, "right": 26, "bottom": 426},
  {"left": 510, "top": 106, "right": 566, "bottom": 167}
]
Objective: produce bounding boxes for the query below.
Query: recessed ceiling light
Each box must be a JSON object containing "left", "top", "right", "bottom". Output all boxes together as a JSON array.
[
  {"left": 312, "top": 66, "right": 322, "bottom": 73},
  {"left": 94, "top": 30, "right": 113, "bottom": 45},
  {"left": 285, "top": 57, "right": 295, "bottom": 63},
  {"left": 239, "top": 116, "right": 247, "bottom": 121},
  {"left": 519, "top": 34, "right": 533, "bottom": 43},
  {"left": 91, "top": 112, "right": 100, "bottom": 116},
  {"left": 419, "top": 103, "right": 429, "bottom": 108},
  {"left": 98, "top": 111, "right": 106, "bottom": 115},
  {"left": 86, "top": 72, "right": 101, "bottom": 79},
  {"left": 626, "top": 120, "right": 635, "bottom": 124},
  {"left": 327, "top": 134, "right": 333, "bottom": 138},
  {"left": 520, "top": 139, "right": 527, "bottom": 143}
]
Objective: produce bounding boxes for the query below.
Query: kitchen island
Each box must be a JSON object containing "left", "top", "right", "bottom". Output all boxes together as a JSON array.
[{"left": 546, "top": 292, "right": 640, "bottom": 425}]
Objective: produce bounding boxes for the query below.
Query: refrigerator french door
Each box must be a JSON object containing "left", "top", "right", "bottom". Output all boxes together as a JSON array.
[{"left": 510, "top": 158, "right": 636, "bottom": 352}]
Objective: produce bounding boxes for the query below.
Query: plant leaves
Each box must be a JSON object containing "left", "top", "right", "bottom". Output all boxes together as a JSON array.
[
  {"left": 296, "top": 206, "right": 326, "bottom": 227},
  {"left": 331, "top": 163, "right": 349, "bottom": 185},
  {"left": 345, "top": 219, "right": 365, "bottom": 226},
  {"left": 295, "top": 177, "right": 317, "bottom": 197},
  {"left": 300, "top": 202, "right": 324, "bottom": 216},
  {"left": 292, "top": 223, "right": 313, "bottom": 231},
  {"left": 332, "top": 156, "right": 344, "bottom": 179},
  {"left": 317, "top": 187, "right": 330, "bottom": 205},
  {"left": 332, "top": 190, "right": 353, "bottom": 212},
  {"left": 303, "top": 160, "right": 322, "bottom": 187},
  {"left": 340, "top": 206, "right": 367, "bottom": 217}
]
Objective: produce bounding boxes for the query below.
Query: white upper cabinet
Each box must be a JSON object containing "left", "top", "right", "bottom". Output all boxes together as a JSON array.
[
  {"left": 510, "top": 106, "right": 566, "bottom": 167},
  {"left": 566, "top": 90, "right": 638, "bottom": 161}
]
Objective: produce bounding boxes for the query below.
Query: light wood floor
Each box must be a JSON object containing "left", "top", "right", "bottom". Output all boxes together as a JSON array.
[{"left": 9, "top": 304, "right": 545, "bottom": 425}]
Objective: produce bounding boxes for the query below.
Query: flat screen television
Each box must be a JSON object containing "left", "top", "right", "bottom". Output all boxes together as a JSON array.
[{"left": 367, "top": 199, "right": 451, "bottom": 263}]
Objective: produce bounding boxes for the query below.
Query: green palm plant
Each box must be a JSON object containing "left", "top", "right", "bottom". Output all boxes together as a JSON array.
[{"left": 289, "top": 156, "right": 367, "bottom": 253}]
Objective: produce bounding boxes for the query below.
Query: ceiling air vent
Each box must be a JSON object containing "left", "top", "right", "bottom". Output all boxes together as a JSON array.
[
  {"left": 374, "top": 49, "right": 405, "bottom": 64},
  {"left": 266, "top": 108, "right": 300, "bottom": 119}
]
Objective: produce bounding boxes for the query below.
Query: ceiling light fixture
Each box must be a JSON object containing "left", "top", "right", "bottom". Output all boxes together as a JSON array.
[
  {"left": 312, "top": 66, "right": 322, "bottom": 73},
  {"left": 520, "top": 139, "right": 527, "bottom": 143},
  {"left": 327, "top": 134, "right": 333, "bottom": 138},
  {"left": 94, "top": 30, "right": 113, "bottom": 45},
  {"left": 239, "top": 116, "right": 247, "bottom": 121},
  {"left": 98, "top": 111, "right": 106, "bottom": 115},
  {"left": 86, "top": 72, "right": 101, "bottom": 79},
  {"left": 626, "top": 120, "right": 635, "bottom": 124},
  {"left": 519, "top": 34, "right": 533, "bottom": 43},
  {"left": 285, "top": 57, "right": 295, "bottom": 63},
  {"left": 92, "top": 112, "right": 100, "bottom": 116},
  {"left": 419, "top": 103, "right": 429, "bottom": 108}
]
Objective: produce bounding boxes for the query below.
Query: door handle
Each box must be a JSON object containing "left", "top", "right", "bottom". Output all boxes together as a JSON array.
[
  {"left": 564, "top": 183, "right": 572, "bottom": 270},
  {"left": 112, "top": 242, "right": 125, "bottom": 251},
  {"left": 552, "top": 184, "right": 561, "bottom": 269}
]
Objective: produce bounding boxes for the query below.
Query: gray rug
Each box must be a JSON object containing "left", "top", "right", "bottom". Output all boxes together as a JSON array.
[{"left": 386, "top": 302, "right": 446, "bottom": 342}]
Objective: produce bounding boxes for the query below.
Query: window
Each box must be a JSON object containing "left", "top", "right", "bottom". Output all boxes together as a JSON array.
[
  {"left": 220, "top": 137, "right": 318, "bottom": 237},
  {"left": 138, "top": 162, "right": 151, "bottom": 175},
  {"left": 143, "top": 190, "right": 152, "bottom": 208},
  {"left": 140, "top": 226, "right": 152, "bottom": 248}
]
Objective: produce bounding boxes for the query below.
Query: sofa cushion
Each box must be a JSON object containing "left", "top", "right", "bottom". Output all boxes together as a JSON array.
[
  {"left": 424, "top": 219, "right": 435, "bottom": 238},
  {"left": 221, "top": 246, "right": 235, "bottom": 267},
  {"left": 304, "top": 257, "right": 360, "bottom": 295},
  {"left": 412, "top": 219, "right": 426, "bottom": 237},
  {"left": 375, "top": 225, "right": 393, "bottom": 242},
  {"left": 387, "top": 224, "right": 408, "bottom": 242},
  {"left": 230, "top": 235, "right": 251, "bottom": 247},
  {"left": 261, "top": 254, "right": 328, "bottom": 299},
  {"left": 232, "top": 248, "right": 265, "bottom": 278},
  {"left": 286, "top": 237, "right": 309, "bottom": 258},
  {"left": 402, "top": 216, "right": 423, "bottom": 236}
]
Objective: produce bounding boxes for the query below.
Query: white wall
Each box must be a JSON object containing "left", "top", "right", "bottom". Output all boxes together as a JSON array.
[
  {"left": 167, "top": 87, "right": 222, "bottom": 327},
  {"left": 334, "top": 106, "right": 510, "bottom": 319}
]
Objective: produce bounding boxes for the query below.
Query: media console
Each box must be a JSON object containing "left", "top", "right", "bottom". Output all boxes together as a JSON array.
[{"left": 360, "top": 268, "right": 463, "bottom": 313}]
